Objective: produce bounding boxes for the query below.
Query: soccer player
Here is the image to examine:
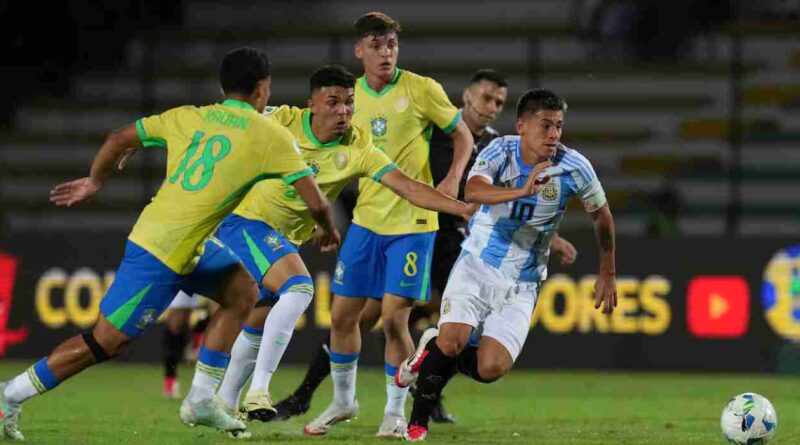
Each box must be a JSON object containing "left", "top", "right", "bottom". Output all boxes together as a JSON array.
[
  {"left": 396, "top": 88, "right": 618, "bottom": 441},
  {"left": 0, "top": 47, "right": 335, "bottom": 440},
  {"left": 202, "top": 64, "right": 474, "bottom": 423},
  {"left": 302, "top": 12, "right": 476, "bottom": 438},
  {"left": 273, "top": 69, "right": 577, "bottom": 425}
]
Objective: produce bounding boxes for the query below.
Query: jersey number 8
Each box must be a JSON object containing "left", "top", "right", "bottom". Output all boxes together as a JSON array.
[{"left": 169, "top": 130, "right": 232, "bottom": 191}]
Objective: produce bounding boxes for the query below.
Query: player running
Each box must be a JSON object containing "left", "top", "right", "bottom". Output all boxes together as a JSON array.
[
  {"left": 202, "top": 64, "right": 474, "bottom": 422},
  {"left": 302, "top": 12, "right": 477, "bottom": 438},
  {"left": 0, "top": 47, "right": 333, "bottom": 440},
  {"left": 396, "top": 88, "right": 618, "bottom": 441}
]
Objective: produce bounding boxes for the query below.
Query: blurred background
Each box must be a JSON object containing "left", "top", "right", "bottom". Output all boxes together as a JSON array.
[{"left": 0, "top": 0, "right": 798, "bottom": 372}]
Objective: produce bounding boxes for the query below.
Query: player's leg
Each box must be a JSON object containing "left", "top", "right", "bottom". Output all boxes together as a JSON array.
[
  {"left": 216, "top": 304, "right": 269, "bottom": 414},
  {"left": 162, "top": 293, "right": 196, "bottom": 399},
  {"left": 376, "top": 230, "right": 435, "bottom": 438},
  {"left": 178, "top": 238, "right": 256, "bottom": 435},
  {"left": 0, "top": 240, "right": 185, "bottom": 440},
  {"left": 274, "top": 293, "right": 382, "bottom": 420},
  {"left": 411, "top": 228, "right": 463, "bottom": 424},
  {"left": 305, "top": 224, "right": 384, "bottom": 436}
]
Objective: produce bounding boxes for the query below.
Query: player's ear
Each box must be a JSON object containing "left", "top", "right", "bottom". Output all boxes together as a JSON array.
[
  {"left": 306, "top": 98, "right": 313, "bottom": 109},
  {"left": 515, "top": 117, "right": 526, "bottom": 135},
  {"left": 462, "top": 88, "right": 471, "bottom": 107},
  {"left": 354, "top": 41, "right": 364, "bottom": 60}
]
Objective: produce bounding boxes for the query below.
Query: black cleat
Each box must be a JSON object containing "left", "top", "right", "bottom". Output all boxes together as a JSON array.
[
  {"left": 246, "top": 407, "right": 278, "bottom": 423},
  {"left": 430, "top": 396, "right": 457, "bottom": 424},
  {"left": 273, "top": 394, "right": 311, "bottom": 421}
]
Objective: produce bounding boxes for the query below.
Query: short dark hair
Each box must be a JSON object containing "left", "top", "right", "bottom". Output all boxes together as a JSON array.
[
  {"left": 516, "top": 88, "right": 567, "bottom": 118},
  {"left": 470, "top": 69, "right": 507, "bottom": 88},
  {"left": 219, "top": 47, "right": 270, "bottom": 96},
  {"left": 310, "top": 65, "right": 356, "bottom": 94},
  {"left": 355, "top": 12, "right": 401, "bottom": 39}
]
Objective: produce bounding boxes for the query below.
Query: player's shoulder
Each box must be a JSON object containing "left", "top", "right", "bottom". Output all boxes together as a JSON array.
[
  {"left": 480, "top": 135, "right": 520, "bottom": 160},
  {"left": 263, "top": 105, "right": 303, "bottom": 126},
  {"left": 554, "top": 144, "right": 595, "bottom": 173},
  {"left": 343, "top": 123, "right": 374, "bottom": 151}
]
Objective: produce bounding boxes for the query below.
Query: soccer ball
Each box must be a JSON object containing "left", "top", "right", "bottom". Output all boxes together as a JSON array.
[{"left": 720, "top": 393, "right": 777, "bottom": 444}]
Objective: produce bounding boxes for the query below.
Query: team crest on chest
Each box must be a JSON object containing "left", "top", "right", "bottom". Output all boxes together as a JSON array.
[
  {"left": 308, "top": 160, "right": 320, "bottom": 175},
  {"left": 540, "top": 180, "right": 559, "bottom": 202},
  {"left": 334, "top": 152, "right": 348, "bottom": 169},
  {"left": 394, "top": 96, "right": 409, "bottom": 112},
  {"left": 371, "top": 116, "right": 388, "bottom": 137}
]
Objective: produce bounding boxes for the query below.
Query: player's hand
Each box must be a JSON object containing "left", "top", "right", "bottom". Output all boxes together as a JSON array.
[
  {"left": 50, "top": 177, "right": 103, "bottom": 207},
  {"left": 436, "top": 175, "right": 460, "bottom": 198},
  {"left": 461, "top": 203, "right": 479, "bottom": 221},
  {"left": 551, "top": 236, "right": 577, "bottom": 266},
  {"left": 594, "top": 272, "right": 617, "bottom": 314},
  {"left": 520, "top": 161, "right": 552, "bottom": 196},
  {"left": 312, "top": 228, "right": 341, "bottom": 253}
]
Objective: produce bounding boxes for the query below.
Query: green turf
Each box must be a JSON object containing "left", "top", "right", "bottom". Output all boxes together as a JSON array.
[{"left": 0, "top": 361, "right": 797, "bottom": 444}]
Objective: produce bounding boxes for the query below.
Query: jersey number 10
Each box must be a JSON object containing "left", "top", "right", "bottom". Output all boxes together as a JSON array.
[
  {"left": 509, "top": 201, "right": 535, "bottom": 222},
  {"left": 169, "top": 130, "right": 232, "bottom": 191}
]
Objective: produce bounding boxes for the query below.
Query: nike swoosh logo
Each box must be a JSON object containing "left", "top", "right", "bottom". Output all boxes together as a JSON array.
[
  {"left": 400, "top": 281, "right": 416, "bottom": 287},
  {"left": 275, "top": 339, "right": 289, "bottom": 345}
]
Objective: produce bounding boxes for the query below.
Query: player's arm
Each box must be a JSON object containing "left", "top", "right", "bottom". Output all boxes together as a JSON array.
[
  {"left": 292, "top": 176, "right": 341, "bottom": 252},
  {"left": 551, "top": 233, "right": 577, "bottom": 265},
  {"left": 380, "top": 169, "right": 476, "bottom": 221},
  {"left": 436, "top": 119, "right": 474, "bottom": 198},
  {"left": 464, "top": 160, "right": 552, "bottom": 205},
  {"left": 589, "top": 203, "right": 616, "bottom": 314},
  {"left": 50, "top": 123, "right": 142, "bottom": 207}
]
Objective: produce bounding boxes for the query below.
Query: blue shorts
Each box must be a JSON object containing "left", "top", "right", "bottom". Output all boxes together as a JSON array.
[
  {"left": 214, "top": 214, "right": 298, "bottom": 302},
  {"left": 100, "top": 238, "right": 241, "bottom": 338},
  {"left": 331, "top": 223, "right": 435, "bottom": 301}
]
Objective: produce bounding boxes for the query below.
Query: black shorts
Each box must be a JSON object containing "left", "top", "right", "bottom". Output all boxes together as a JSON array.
[{"left": 431, "top": 229, "right": 465, "bottom": 293}]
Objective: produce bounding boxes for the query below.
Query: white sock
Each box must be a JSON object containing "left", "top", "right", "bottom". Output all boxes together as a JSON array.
[
  {"left": 217, "top": 328, "right": 261, "bottom": 409},
  {"left": 187, "top": 346, "right": 230, "bottom": 403},
  {"left": 330, "top": 352, "right": 359, "bottom": 408},
  {"left": 250, "top": 289, "right": 313, "bottom": 393},
  {"left": 384, "top": 364, "right": 408, "bottom": 417},
  {"left": 4, "top": 372, "right": 38, "bottom": 406}
]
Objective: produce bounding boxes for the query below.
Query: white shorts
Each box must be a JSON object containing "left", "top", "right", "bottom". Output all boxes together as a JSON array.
[
  {"left": 439, "top": 251, "right": 538, "bottom": 361},
  {"left": 169, "top": 291, "right": 203, "bottom": 309}
]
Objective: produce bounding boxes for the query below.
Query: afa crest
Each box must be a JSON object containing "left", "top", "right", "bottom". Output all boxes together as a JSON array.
[
  {"left": 540, "top": 180, "right": 558, "bottom": 202},
  {"left": 371, "top": 116, "right": 388, "bottom": 137}
]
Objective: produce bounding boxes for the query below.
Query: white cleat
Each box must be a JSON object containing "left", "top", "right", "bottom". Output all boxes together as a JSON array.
[
  {"left": 179, "top": 396, "right": 250, "bottom": 438},
  {"left": 396, "top": 327, "right": 438, "bottom": 388},
  {"left": 303, "top": 400, "right": 359, "bottom": 436},
  {"left": 376, "top": 413, "right": 408, "bottom": 438},
  {"left": 0, "top": 383, "right": 24, "bottom": 441}
]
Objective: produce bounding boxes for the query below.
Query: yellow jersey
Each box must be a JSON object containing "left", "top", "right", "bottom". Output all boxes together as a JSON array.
[
  {"left": 129, "top": 99, "right": 312, "bottom": 274},
  {"left": 352, "top": 69, "right": 460, "bottom": 235},
  {"left": 234, "top": 105, "right": 396, "bottom": 245}
]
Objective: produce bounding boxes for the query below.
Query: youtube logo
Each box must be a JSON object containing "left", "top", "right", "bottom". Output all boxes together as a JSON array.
[{"left": 687, "top": 276, "right": 750, "bottom": 339}]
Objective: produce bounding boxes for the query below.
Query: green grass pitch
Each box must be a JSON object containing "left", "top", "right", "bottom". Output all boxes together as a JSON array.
[{"left": 1, "top": 361, "right": 798, "bottom": 444}]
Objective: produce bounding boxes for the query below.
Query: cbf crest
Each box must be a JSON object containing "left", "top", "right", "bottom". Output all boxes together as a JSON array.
[
  {"left": 371, "top": 116, "right": 388, "bottom": 137},
  {"left": 334, "top": 260, "right": 345, "bottom": 284},
  {"left": 265, "top": 234, "right": 283, "bottom": 251}
]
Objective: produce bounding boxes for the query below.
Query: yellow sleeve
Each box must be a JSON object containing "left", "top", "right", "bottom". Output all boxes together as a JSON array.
[
  {"left": 262, "top": 126, "right": 313, "bottom": 184},
  {"left": 360, "top": 144, "right": 398, "bottom": 182},
  {"left": 420, "top": 77, "right": 461, "bottom": 134},
  {"left": 263, "top": 105, "right": 298, "bottom": 127},
  {"left": 135, "top": 108, "right": 181, "bottom": 148}
]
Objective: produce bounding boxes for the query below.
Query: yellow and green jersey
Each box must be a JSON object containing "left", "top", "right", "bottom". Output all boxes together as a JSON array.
[
  {"left": 234, "top": 105, "right": 396, "bottom": 245},
  {"left": 352, "top": 68, "right": 460, "bottom": 235},
  {"left": 129, "top": 99, "right": 312, "bottom": 274}
]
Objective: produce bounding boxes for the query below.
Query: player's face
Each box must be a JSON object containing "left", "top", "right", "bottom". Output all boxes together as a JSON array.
[
  {"left": 463, "top": 80, "right": 508, "bottom": 127},
  {"left": 309, "top": 86, "right": 355, "bottom": 136},
  {"left": 254, "top": 76, "right": 272, "bottom": 111},
  {"left": 355, "top": 32, "right": 399, "bottom": 80},
  {"left": 517, "top": 109, "right": 563, "bottom": 160}
]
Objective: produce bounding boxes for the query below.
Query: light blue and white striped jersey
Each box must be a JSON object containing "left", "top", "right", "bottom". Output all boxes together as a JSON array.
[{"left": 462, "top": 136, "right": 606, "bottom": 283}]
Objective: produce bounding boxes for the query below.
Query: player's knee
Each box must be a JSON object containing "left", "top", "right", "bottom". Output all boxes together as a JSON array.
[
  {"left": 436, "top": 336, "right": 466, "bottom": 357},
  {"left": 381, "top": 312, "right": 409, "bottom": 340},
  {"left": 331, "top": 306, "right": 359, "bottom": 334},
  {"left": 477, "top": 358, "right": 511, "bottom": 383}
]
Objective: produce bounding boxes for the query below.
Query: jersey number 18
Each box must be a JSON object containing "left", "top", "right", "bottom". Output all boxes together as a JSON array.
[{"left": 169, "top": 130, "right": 231, "bottom": 191}]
